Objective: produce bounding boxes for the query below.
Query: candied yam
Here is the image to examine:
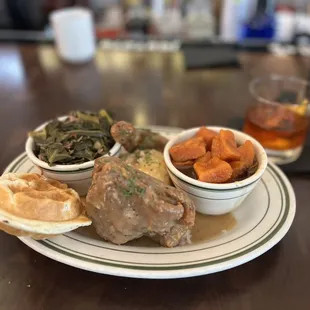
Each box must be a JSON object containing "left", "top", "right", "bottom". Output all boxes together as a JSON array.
[
  {"left": 194, "top": 157, "right": 232, "bottom": 183},
  {"left": 220, "top": 130, "right": 237, "bottom": 147},
  {"left": 169, "top": 137, "right": 206, "bottom": 162},
  {"left": 172, "top": 159, "right": 194, "bottom": 168},
  {"left": 211, "top": 136, "right": 221, "bottom": 157},
  {"left": 195, "top": 127, "right": 218, "bottom": 150},
  {"left": 238, "top": 140, "right": 255, "bottom": 168},
  {"left": 196, "top": 152, "right": 212, "bottom": 164},
  {"left": 220, "top": 130, "right": 240, "bottom": 160},
  {"left": 211, "top": 132, "right": 240, "bottom": 162},
  {"left": 229, "top": 160, "right": 248, "bottom": 181}
]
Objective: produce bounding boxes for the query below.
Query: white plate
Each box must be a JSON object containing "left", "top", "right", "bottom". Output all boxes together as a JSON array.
[{"left": 3, "top": 126, "right": 296, "bottom": 279}]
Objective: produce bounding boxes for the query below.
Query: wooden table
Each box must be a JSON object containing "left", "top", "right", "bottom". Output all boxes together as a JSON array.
[{"left": 0, "top": 44, "right": 309, "bottom": 310}]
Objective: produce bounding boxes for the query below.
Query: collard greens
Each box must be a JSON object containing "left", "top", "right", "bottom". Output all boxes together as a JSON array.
[{"left": 29, "top": 110, "right": 115, "bottom": 166}]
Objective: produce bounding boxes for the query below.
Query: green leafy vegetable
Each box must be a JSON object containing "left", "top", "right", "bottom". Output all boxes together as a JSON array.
[
  {"left": 121, "top": 178, "right": 146, "bottom": 197},
  {"left": 143, "top": 150, "right": 153, "bottom": 164},
  {"left": 29, "top": 110, "right": 115, "bottom": 166}
]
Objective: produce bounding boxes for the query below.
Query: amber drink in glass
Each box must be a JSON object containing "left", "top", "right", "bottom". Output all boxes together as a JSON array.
[{"left": 243, "top": 75, "right": 309, "bottom": 164}]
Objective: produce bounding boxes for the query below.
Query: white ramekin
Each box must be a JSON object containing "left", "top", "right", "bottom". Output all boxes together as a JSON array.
[
  {"left": 25, "top": 116, "right": 121, "bottom": 196},
  {"left": 163, "top": 127, "right": 268, "bottom": 215}
]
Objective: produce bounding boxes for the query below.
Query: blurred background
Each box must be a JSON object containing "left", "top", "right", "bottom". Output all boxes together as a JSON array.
[{"left": 0, "top": 0, "right": 309, "bottom": 46}]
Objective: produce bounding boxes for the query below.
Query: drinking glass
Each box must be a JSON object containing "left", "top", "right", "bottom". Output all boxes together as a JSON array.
[{"left": 243, "top": 75, "right": 309, "bottom": 164}]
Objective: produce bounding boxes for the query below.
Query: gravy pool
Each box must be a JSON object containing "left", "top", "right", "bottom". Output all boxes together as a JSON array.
[{"left": 77, "top": 213, "right": 236, "bottom": 247}]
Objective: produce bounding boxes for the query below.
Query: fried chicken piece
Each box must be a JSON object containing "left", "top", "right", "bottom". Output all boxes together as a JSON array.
[
  {"left": 111, "top": 121, "right": 168, "bottom": 152},
  {"left": 85, "top": 157, "right": 195, "bottom": 247}
]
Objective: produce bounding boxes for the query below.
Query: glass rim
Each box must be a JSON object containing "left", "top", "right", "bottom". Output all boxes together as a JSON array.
[{"left": 249, "top": 74, "right": 310, "bottom": 106}]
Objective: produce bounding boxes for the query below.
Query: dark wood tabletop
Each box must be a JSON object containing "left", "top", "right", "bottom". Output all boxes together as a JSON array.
[{"left": 0, "top": 44, "right": 310, "bottom": 310}]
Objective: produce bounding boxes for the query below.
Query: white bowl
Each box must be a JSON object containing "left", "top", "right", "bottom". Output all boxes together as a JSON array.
[
  {"left": 163, "top": 127, "right": 268, "bottom": 215},
  {"left": 25, "top": 116, "right": 121, "bottom": 196}
]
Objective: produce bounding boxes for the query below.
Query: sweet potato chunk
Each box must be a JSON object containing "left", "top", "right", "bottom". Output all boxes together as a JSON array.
[
  {"left": 211, "top": 130, "right": 240, "bottom": 162},
  {"left": 172, "top": 128, "right": 257, "bottom": 184},
  {"left": 195, "top": 127, "right": 218, "bottom": 150},
  {"left": 194, "top": 157, "right": 232, "bottom": 183},
  {"left": 230, "top": 160, "right": 247, "bottom": 180},
  {"left": 211, "top": 135, "right": 221, "bottom": 156},
  {"left": 221, "top": 130, "right": 236, "bottom": 146},
  {"left": 169, "top": 137, "right": 206, "bottom": 162},
  {"left": 238, "top": 140, "right": 255, "bottom": 168},
  {"left": 229, "top": 141, "right": 256, "bottom": 181},
  {"left": 196, "top": 152, "right": 212, "bottom": 164},
  {"left": 172, "top": 159, "right": 195, "bottom": 168}
]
